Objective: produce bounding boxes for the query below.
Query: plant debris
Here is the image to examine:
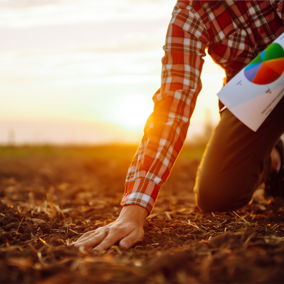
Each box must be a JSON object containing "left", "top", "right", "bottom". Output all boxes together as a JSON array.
[{"left": 0, "top": 146, "right": 284, "bottom": 283}]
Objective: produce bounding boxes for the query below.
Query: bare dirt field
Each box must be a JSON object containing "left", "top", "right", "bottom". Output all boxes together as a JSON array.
[{"left": 0, "top": 144, "right": 284, "bottom": 284}]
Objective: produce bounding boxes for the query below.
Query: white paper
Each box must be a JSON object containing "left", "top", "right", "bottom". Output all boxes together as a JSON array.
[{"left": 217, "top": 32, "right": 284, "bottom": 131}]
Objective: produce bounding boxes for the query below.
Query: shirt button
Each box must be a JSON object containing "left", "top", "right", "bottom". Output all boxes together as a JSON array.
[{"left": 259, "top": 27, "right": 265, "bottom": 34}]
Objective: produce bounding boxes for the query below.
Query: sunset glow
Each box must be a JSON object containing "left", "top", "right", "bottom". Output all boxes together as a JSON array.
[
  {"left": 107, "top": 94, "right": 153, "bottom": 130},
  {"left": 0, "top": 0, "right": 225, "bottom": 144}
]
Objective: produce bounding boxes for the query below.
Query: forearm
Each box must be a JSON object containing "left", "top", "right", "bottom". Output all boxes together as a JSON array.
[
  {"left": 122, "top": 96, "right": 193, "bottom": 215},
  {"left": 122, "top": 2, "right": 209, "bottom": 214}
]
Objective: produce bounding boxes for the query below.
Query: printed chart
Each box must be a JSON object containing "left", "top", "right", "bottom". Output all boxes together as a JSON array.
[
  {"left": 244, "top": 43, "right": 284, "bottom": 85},
  {"left": 217, "top": 32, "right": 284, "bottom": 131}
]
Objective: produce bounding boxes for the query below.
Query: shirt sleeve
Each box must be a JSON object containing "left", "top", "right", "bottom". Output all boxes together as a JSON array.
[{"left": 121, "top": 1, "right": 210, "bottom": 215}]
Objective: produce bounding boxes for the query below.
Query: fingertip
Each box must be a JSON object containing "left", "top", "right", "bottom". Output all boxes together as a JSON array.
[
  {"left": 73, "top": 241, "right": 84, "bottom": 247},
  {"left": 119, "top": 240, "right": 129, "bottom": 249},
  {"left": 119, "top": 236, "right": 144, "bottom": 249},
  {"left": 93, "top": 246, "right": 104, "bottom": 252}
]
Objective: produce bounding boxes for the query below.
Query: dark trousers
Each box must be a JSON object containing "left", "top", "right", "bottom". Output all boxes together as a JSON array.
[{"left": 194, "top": 97, "right": 284, "bottom": 212}]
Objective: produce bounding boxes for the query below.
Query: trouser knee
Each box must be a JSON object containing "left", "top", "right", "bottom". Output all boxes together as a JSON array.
[
  {"left": 194, "top": 97, "right": 284, "bottom": 213},
  {"left": 194, "top": 171, "right": 254, "bottom": 213}
]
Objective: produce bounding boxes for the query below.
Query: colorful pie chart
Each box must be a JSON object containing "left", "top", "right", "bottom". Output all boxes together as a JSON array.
[{"left": 244, "top": 43, "right": 284, "bottom": 85}]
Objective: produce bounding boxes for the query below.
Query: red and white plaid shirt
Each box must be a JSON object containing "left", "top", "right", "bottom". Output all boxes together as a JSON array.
[{"left": 121, "top": 0, "right": 284, "bottom": 214}]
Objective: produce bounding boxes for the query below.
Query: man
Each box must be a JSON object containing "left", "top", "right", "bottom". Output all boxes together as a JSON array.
[{"left": 73, "top": 0, "right": 284, "bottom": 250}]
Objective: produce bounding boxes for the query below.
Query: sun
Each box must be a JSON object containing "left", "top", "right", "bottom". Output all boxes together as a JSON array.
[{"left": 107, "top": 94, "right": 153, "bottom": 130}]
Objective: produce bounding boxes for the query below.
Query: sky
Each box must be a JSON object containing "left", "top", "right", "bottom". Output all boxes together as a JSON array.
[{"left": 0, "top": 0, "right": 225, "bottom": 144}]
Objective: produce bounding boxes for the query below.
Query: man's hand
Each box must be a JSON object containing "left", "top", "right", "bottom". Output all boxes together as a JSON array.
[{"left": 72, "top": 205, "right": 148, "bottom": 251}]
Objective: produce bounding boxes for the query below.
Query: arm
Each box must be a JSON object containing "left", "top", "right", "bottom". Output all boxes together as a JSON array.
[
  {"left": 121, "top": 1, "right": 210, "bottom": 214},
  {"left": 73, "top": 1, "right": 209, "bottom": 250}
]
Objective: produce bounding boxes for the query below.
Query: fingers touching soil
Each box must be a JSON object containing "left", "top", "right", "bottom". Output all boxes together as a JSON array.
[{"left": 0, "top": 146, "right": 284, "bottom": 284}]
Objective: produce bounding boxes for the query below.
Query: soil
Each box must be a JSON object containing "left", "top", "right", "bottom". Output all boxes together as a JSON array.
[{"left": 0, "top": 145, "right": 284, "bottom": 284}]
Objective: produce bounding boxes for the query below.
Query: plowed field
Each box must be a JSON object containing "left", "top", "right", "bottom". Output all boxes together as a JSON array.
[{"left": 0, "top": 145, "right": 284, "bottom": 284}]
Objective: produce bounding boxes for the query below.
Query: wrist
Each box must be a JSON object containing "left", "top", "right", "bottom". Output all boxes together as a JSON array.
[{"left": 119, "top": 205, "right": 148, "bottom": 224}]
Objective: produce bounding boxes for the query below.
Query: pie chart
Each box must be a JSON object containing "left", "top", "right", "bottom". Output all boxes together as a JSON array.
[{"left": 244, "top": 43, "right": 284, "bottom": 85}]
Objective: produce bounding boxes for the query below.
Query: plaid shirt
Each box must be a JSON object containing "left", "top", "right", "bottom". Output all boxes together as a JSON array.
[{"left": 121, "top": 0, "right": 284, "bottom": 214}]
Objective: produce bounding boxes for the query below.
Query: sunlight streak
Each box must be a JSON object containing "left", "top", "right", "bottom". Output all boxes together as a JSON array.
[{"left": 107, "top": 94, "right": 153, "bottom": 130}]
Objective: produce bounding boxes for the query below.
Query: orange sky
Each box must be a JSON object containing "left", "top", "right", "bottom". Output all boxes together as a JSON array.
[{"left": 0, "top": 0, "right": 225, "bottom": 144}]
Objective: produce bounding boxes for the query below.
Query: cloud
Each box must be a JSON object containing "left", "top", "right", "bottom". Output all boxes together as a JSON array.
[
  {"left": 0, "top": 119, "right": 126, "bottom": 144},
  {"left": 0, "top": 0, "right": 173, "bottom": 28},
  {"left": 0, "top": 47, "right": 162, "bottom": 87},
  {"left": 0, "top": 0, "right": 64, "bottom": 10},
  {"left": 0, "top": 0, "right": 171, "bottom": 11},
  {"left": 0, "top": 16, "right": 169, "bottom": 55}
]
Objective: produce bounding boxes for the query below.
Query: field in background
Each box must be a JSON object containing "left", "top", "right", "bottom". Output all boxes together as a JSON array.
[
  {"left": 0, "top": 142, "right": 206, "bottom": 160},
  {"left": 0, "top": 144, "right": 284, "bottom": 283}
]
